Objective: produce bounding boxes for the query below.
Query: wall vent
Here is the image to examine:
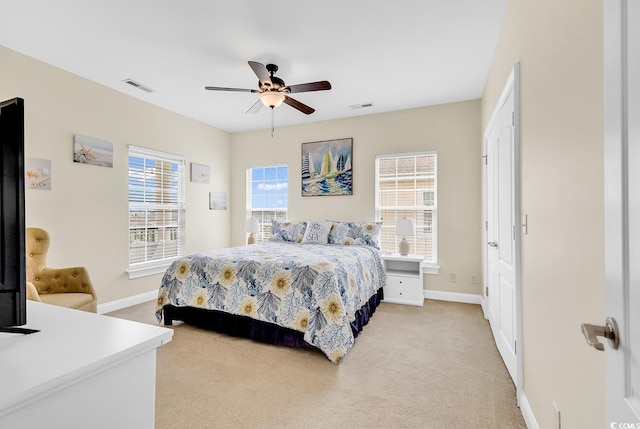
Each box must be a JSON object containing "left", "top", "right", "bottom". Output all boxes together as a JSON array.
[
  {"left": 122, "top": 79, "right": 154, "bottom": 93},
  {"left": 348, "top": 102, "right": 374, "bottom": 110}
]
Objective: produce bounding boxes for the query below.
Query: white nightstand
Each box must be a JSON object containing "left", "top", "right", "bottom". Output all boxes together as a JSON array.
[{"left": 380, "top": 254, "right": 424, "bottom": 307}]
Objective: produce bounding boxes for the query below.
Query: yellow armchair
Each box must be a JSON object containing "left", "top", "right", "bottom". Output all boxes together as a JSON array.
[{"left": 26, "top": 227, "right": 97, "bottom": 313}]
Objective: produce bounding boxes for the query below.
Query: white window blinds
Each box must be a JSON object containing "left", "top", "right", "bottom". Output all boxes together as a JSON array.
[
  {"left": 246, "top": 165, "right": 288, "bottom": 242},
  {"left": 375, "top": 152, "right": 438, "bottom": 263},
  {"left": 128, "top": 145, "right": 185, "bottom": 268}
]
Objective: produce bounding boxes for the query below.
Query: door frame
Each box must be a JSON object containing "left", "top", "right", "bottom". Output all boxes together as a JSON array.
[
  {"left": 604, "top": 0, "right": 640, "bottom": 421},
  {"left": 482, "top": 63, "right": 522, "bottom": 398}
]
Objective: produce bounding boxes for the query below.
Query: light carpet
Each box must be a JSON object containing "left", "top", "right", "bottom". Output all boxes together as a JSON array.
[{"left": 107, "top": 299, "right": 526, "bottom": 429}]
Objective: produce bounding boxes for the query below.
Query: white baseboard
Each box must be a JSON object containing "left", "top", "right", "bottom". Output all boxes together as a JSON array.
[
  {"left": 518, "top": 390, "right": 539, "bottom": 429},
  {"left": 97, "top": 290, "right": 157, "bottom": 314},
  {"left": 424, "top": 289, "right": 482, "bottom": 305}
]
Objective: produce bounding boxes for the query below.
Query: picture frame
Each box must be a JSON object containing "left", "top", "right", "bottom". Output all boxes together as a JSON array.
[
  {"left": 301, "top": 137, "right": 353, "bottom": 197},
  {"left": 190, "top": 162, "right": 210, "bottom": 183},
  {"left": 209, "top": 192, "right": 227, "bottom": 210},
  {"left": 73, "top": 135, "right": 113, "bottom": 168},
  {"left": 25, "top": 157, "right": 51, "bottom": 190}
]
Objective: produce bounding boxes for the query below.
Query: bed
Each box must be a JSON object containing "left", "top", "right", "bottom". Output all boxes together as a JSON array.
[{"left": 155, "top": 222, "right": 385, "bottom": 364}]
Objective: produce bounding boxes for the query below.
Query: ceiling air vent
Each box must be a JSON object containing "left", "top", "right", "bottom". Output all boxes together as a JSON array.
[
  {"left": 349, "top": 103, "right": 374, "bottom": 110},
  {"left": 122, "top": 79, "right": 154, "bottom": 93}
]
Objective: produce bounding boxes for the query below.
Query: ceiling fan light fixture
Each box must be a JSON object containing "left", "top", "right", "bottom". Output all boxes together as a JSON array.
[
  {"left": 260, "top": 91, "right": 285, "bottom": 108},
  {"left": 205, "top": 61, "right": 330, "bottom": 116}
]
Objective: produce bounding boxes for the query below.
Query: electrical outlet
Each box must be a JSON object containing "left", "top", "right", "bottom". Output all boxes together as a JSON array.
[
  {"left": 552, "top": 402, "right": 561, "bottom": 429},
  {"left": 449, "top": 273, "right": 457, "bottom": 283},
  {"left": 471, "top": 274, "right": 477, "bottom": 284}
]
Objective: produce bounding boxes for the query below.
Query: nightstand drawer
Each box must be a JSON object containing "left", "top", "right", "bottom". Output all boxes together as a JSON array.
[{"left": 384, "top": 275, "right": 424, "bottom": 306}]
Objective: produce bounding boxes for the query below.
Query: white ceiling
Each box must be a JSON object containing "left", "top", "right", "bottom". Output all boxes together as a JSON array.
[{"left": 0, "top": 0, "right": 508, "bottom": 133}]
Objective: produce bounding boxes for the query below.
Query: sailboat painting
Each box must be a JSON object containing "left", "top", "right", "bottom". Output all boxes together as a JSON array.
[{"left": 301, "top": 138, "right": 353, "bottom": 196}]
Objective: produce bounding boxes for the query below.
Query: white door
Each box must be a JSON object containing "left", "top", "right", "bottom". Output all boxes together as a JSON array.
[
  {"left": 602, "top": 0, "right": 640, "bottom": 423},
  {"left": 485, "top": 70, "right": 519, "bottom": 384}
]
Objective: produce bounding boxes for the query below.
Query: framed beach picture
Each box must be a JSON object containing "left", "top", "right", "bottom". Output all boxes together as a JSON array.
[
  {"left": 73, "top": 135, "right": 113, "bottom": 167},
  {"left": 190, "top": 162, "right": 210, "bottom": 183},
  {"left": 209, "top": 192, "right": 227, "bottom": 210},
  {"left": 301, "top": 138, "right": 353, "bottom": 197},
  {"left": 25, "top": 157, "right": 51, "bottom": 190}
]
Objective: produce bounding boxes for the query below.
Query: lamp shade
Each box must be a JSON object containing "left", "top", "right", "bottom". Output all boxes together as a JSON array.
[
  {"left": 245, "top": 217, "right": 260, "bottom": 233},
  {"left": 259, "top": 91, "right": 285, "bottom": 108},
  {"left": 395, "top": 218, "right": 414, "bottom": 236}
]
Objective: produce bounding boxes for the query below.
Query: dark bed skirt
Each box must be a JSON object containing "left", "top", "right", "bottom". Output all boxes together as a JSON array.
[{"left": 162, "top": 287, "right": 384, "bottom": 350}]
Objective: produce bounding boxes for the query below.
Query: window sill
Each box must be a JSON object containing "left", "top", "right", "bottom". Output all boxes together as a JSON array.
[
  {"left": 127, "top": 259, "right": 176, "bottom": 279},
  {"left": 422, "top": 263, "right": 440, "bottom": 275}
]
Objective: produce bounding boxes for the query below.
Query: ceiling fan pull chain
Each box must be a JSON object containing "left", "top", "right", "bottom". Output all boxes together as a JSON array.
[{"left": 271, "top": 108, "right": 275, "bottom": 138}]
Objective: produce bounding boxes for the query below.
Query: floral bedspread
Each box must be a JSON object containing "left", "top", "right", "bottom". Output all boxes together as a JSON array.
[{"left": 155, "top": 242, "right": 385, "bottom": 363}]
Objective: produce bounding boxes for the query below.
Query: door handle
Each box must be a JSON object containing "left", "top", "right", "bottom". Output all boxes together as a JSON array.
[
  {"left": 488, "top": 241, "right": 498, "bottom": 248},
  {"left": 581, "top": 317, "right": 619, "bottom": 351}
]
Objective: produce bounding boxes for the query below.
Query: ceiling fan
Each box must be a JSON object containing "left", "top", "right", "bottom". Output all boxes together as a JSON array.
[{"left": 205, "top": 61, "right": 331, "bottom": 115}]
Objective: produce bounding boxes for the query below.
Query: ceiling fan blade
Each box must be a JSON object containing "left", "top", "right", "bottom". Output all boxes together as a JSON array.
[
  {"left": 205, "top": 86, "right": 259, "bottom": 93},
  {"left": 284, "top": 96, "right": 315, "bottom": 115},
  {"left": 285, "top": 81, "right": 332, "bottom": 94},
  {"left": 246, "top": 99, "right": 264, "bottom": 114},
  {"left": 248, "top": 61, "right": 272, "bottom": 88}
]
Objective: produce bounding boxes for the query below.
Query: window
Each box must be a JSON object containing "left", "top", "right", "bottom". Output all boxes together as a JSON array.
[
  {"left": 246, "top": 165, "right": 288, "bottom": 242},
  {"left": 375, "top": 152, "right": 438, "bottom": 267},
  {"left": 128, "top": 145, "right": 185, "bottom": 277}
]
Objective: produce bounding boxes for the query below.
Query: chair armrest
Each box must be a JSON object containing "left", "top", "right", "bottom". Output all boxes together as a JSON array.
[
  {"left": 26, "top": 281, "right": 41, "bottom": 302},
  {"left": 33, "top": 266, "right": 96, "bottom": 297}
]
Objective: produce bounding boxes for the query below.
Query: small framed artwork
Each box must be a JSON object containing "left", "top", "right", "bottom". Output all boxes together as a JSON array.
[
  {"left": 301, "top": 137, "right": 353, "bottom": 196},
  {"left": 25, "top": 157, "right": 51, "bottom": 190},
  {"left": 191, "top": 163, "right": 210, "bottom": 183},
  {"left": 73, "top": 135, "right": 114, "bottom": 167},
  {"left": 209, "top": 192, "right": 227, "bottom": 210}
]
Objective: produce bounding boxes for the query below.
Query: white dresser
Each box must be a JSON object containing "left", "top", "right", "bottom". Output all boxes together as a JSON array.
[{"left": 0, "top": 300, "right": 173, "bottom": 429}]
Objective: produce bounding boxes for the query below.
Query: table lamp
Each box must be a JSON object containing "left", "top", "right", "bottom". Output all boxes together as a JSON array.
[
  {"left": 395, "top": 218, "right": 414, "bottom": 256},
  {"left": 245, "top": 217, "right": 259, "bottom": 244}
]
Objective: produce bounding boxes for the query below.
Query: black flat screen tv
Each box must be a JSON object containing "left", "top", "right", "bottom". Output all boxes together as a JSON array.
[{"left": 0, "top": 97, "right": 27, "bottom": 330}]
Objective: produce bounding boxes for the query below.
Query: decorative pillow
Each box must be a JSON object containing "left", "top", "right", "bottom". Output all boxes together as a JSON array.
[
  {"left": 328, "top": 221, "right": 382, "bottom": 249},
  {"left": 301, "top": 221, "right": 332, "bottom": 245},
  {"left": 327, "top": 221, "right": 349, "bottom": 245},
  {"left": 270, "top": 220, "right": 307, "bottom": 243}
]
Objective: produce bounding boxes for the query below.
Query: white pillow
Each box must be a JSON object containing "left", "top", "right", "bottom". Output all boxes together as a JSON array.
[{"left": 301, "top": 221, "right": 333, "bottom": 245}]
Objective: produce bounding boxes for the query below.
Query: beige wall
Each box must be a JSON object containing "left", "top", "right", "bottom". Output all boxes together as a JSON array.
[
  {"left": 482, "top": 0, "right": 605, "bottom": 427},
  {"left": 0, "top": 46, "right": 232, "bottom": 304},
  {"left": 2, "top": 43, "right": 482, "bottom": 301},
  {"left": 230, "top": 100, "right": 482, "bottom": 295}
]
